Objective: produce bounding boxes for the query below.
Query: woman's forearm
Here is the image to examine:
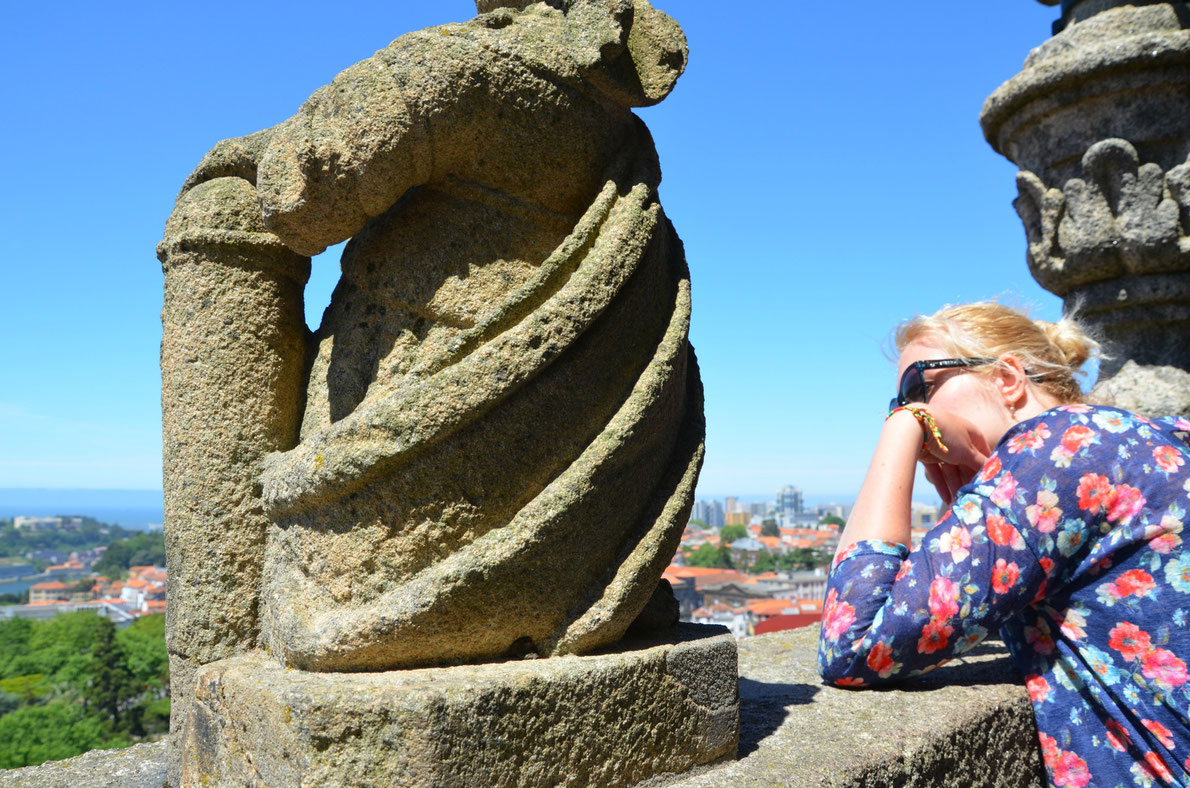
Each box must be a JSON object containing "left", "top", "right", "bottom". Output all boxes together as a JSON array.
[{"left": 836, "top": 410, "right": 923, "bottom": 554}]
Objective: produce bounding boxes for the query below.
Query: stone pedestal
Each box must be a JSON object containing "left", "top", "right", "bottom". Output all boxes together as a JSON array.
[{"left": 181, "top": 624, "right": 738, "bottom": 788}]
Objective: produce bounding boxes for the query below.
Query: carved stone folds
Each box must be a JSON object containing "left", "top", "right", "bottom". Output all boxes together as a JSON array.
[{"left": 158, "top": 2, "right": 733, "bottom": 786}]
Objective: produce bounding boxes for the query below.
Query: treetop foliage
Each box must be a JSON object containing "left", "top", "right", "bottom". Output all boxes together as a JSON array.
[
  {"left": 720, "top": 524, "right": 748, "bottom": 543},
  {"left": 0, "top": 611, "right": 168, "bottom": 769},
  {"left": 92, "top": 532, "right": 165, "bottom": 579}
]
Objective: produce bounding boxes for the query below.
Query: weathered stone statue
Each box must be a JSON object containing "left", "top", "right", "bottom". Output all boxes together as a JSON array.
[
  {"left": 982, "top": 0, "right": 1190, "bottom": 415},
  {"left": 158, "top": 2, "right": 737, "bottom": 785}
]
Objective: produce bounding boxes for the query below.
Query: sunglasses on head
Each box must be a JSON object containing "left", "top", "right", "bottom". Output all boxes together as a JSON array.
[{"left": 891, "top": 357, "right": 995, "bottom": 412}]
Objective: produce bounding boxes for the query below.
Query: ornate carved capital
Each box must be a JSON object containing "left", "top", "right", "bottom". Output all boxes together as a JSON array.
[{"left": 1015, "top": 139, "right": 1190, "bottom": 297}]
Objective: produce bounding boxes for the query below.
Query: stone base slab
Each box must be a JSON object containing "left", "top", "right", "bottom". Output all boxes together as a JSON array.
[{"left": 182, "top": 623, "right": 738, "bottom": 788}]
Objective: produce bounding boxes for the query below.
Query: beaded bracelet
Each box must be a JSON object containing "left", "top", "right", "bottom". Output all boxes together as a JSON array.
[{"left": 887, "top": 404, "right": 949, "bottom": 454}]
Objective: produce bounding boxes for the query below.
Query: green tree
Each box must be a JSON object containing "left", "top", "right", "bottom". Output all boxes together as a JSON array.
[
  {"left": 0, "top": 517, "right": 132, "bottom": 560},
  {"left": 687, "top": 544, "right": 733, "bottom": 569},
  {"left": 140, "top": 697, "right": 171, "bottom": 737},
  {"left": 85, "top": 619, "right": 137, "bottom": 732},
  {"left": 749, "top": 552, "right": 777, "bottom": 574},
  {"left": 92, "top": 531, "right": 165, "bottom": 579},
  {"left": 0, "top": 611, "right": 167, "bottom": 766},
  {"left": 720, "top": 524, "right": 747, "bottom": 544},
  {"left": 0, "top": 618, "right": 34, "bottom": 677},
  {"left": 117, "top": 615, "right": 168, "bottom": 690},
  {"left": 0, "top": 674, "right": 49, "bottom": 702},
  {"left": 819, "top": 514, "right": 845, "bottom": 527},
  {"left": 0, "top": 700, "right": 119, "bottom": 769},
  {"left": 0, "top": 689, "right": 19, "bottom": 717},
  {"left": 760, "top": 520, "right": 780, "bottom": 537},
  {"left": 780, "top": 548, "right": 832, "bottom": 571},
  {"left": 687, "top": 518, "right": 707, "bottom": 528},
  {"left": 18, "top": 612, "right": 109, "bottom": 690}
]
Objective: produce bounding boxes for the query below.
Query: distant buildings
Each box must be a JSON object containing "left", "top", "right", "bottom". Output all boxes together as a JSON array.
[
  {"left": 776, "top": 485, "right": 802, "bottom": 518},
  {"left": 690, "top": 499, "right": 725, "bottom": 528},
  {"left": 667, "top": 514, "right": 836, "bottom": 640},
  {"left": 911, "top": 501, "right": 941, "bottom": 529},
  {"left": 13, "top": 516, "right": 84, "bottom": 531},
  {"left": 3, "top": 565, "right": 167, "bottom": 625},
  {"left": 666, "top": 565, "right": 828, "bottom": 639},
  {"left": 747, "top": 501, "right": 770, "bottom": 518},
  {"left": 2, "top": 600, "right": 137, "bottom": 625},
  {"left": 816, "top": 502, "right": 849, "bottom": 520}
]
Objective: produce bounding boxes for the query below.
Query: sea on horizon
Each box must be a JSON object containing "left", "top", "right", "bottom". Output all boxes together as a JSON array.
[{"left": 0, "top": 488, "right": 163, "bottom": 531}]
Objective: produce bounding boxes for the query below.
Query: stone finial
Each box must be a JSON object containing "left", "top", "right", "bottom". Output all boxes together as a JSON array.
[{"left": 983, "top": 3, "right": 1190, "bottom": 397}]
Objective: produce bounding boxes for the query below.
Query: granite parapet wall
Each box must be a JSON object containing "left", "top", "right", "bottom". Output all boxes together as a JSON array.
[{"left": 0, "top": 626, "right": 1042, "bottom": 788}]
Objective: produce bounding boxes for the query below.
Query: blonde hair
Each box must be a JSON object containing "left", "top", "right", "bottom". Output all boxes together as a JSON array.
[{"left": 894, "top": 302, "right": 1100, "bottom": 404}]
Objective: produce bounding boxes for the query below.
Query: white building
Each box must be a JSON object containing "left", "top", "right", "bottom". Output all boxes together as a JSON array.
[{"left": 13, "top": 516, "right": 83, "bottom": 531}]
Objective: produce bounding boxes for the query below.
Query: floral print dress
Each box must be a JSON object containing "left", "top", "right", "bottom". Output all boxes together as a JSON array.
[{"left": 819, "top": 405, "right": 1190, "bottom": 787}]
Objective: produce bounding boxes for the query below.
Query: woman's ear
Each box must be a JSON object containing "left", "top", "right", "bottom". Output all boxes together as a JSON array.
[
  {"left": 574, "top": 0, "right": 688, "bottom": 107},
  {"left": 994, "top": 355, "right": 1030, "bottom": 411}
]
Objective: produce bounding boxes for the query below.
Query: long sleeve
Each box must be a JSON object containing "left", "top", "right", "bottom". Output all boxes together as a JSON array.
[{"left": 818, "top": 472, "right": 1047, "bottom": 685}]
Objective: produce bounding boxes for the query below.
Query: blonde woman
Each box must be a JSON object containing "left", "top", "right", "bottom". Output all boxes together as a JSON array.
[{"left": 819, "top": 302, "right": 1190, "bottom": 787}]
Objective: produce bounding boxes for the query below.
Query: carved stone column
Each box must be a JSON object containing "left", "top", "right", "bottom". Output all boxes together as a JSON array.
[
  {"left": 982, "top": 1, "right": 1190, "bottom": 415},
  {"left": 157, "top": 172, "right": 311, "bottom": 788}
]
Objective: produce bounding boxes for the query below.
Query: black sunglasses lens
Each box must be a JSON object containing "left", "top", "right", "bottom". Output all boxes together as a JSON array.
[{"left": 898, "top": 365, "right": 927, "bottom": 406}]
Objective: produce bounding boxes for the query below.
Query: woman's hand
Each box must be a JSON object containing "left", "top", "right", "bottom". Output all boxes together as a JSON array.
[
  {"left": 922, "top": 460, "right": 969, "bottom": 509},
  {"left": 917, "top": 406, "right": 992, "bottom": 507}
]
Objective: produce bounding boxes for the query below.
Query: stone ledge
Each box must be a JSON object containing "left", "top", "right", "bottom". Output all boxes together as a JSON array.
[
  {"left": 0, "top": 625, "right": 1042, "bottom": 788},
  {"left": 662, "top": 625, "right": 1044, "bottom": 787},
  {"left": 0, "top": 742, "right": 166, "bottom": 788}
]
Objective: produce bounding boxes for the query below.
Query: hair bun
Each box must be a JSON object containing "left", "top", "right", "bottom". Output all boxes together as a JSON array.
[{"left": 1037, "top": 317, "right": 1098, "bottom": 369}]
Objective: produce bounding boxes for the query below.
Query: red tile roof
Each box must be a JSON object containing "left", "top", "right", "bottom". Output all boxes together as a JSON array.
[
  {"left": 747, "top": 599, "right": 793, "bottom": 616},
  {"left": 753, "top": 614, "right": 821, "bottom": 635}
]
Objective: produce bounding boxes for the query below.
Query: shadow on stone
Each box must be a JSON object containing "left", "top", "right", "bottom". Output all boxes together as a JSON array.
[
  {"left": 737, "top": 677, "right": 820, "bottom": 757},
  {"left": 900, "top": 640, "right": 1024, "bottom": 690}
]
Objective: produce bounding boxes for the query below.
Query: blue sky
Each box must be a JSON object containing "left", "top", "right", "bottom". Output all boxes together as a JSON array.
[{"left": 0, "top": 1, "right": 1066, "bottom": 502}]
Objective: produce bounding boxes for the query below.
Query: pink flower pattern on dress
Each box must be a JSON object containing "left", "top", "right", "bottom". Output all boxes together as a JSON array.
[
  {"left": 992, "top": 559, "right": 1019, "bottom": 595},
  {"left": 817, "top": 406, "right": 1190, "bottom": 788},
  {"left": 1105, "top": 719, "right": 1130, "bottom": 752},
  {"left": 937, "top": 526, "right": 972, "bottom": 563},
  {"left": 821, "top": 588, "right": 856, "bottom": 641},
  {"left": 1155, "top": 445, "right": 1185, "bottom": 474},
  {"left": 928, "top": 576, "right": 959, "bottom": 620},
  {"left": 1104, "top": 569, "right": 1156, "bottom": 600},
  {"left": 1026, "top": 489, "right": 1062, "bottom": 533},
  {"left": 991, "top": 472, "right": 1018, "bottom": 508},
  {"left": 1143, "top": 719, "right": 1175, "bottom": 749},
  {"left": 1026, "top": 674, "right": 1051, "bottom": 703},
  {"left": 1141, "top": 648, "right": 1189, "bottom": 689},
  {"left": 1105, "top": 484, "right": 1145, "bottom": 525},
  {"left": 1007, "top": 423, "right": 1051, "bottom": 455}
]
